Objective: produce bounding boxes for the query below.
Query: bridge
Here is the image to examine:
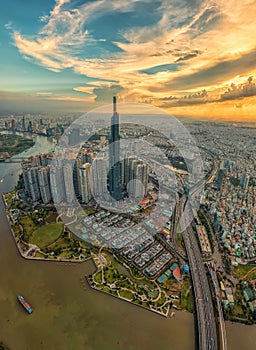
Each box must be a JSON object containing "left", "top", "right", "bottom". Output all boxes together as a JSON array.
[{"left": 0, "top": 157, "right": 31, "bottom": 163}]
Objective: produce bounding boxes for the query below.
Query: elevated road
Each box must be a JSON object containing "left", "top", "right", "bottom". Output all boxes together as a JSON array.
[
  {"left": 208, "top": 264, "right": 228, "bottom": 350},
  {"left": 182, "top": 222, "right": 218, "bottom": 350},
  {"left": 178, "top": 191, "right": 218, "bottom": 350}
]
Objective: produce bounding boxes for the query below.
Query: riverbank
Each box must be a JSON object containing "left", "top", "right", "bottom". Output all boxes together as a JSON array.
[
  {"left": 85, "top": 275, "right": 170, "bottom": 317},
  {"left": 2, "top": 191, "right": 94, "bottom": 263},
  {"left": 0, "top": 133, "right": 35, "bottom": 161}
]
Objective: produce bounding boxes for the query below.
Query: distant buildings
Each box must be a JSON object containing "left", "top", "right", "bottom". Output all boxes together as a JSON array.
[{"left": 68, "top": 128, "right": 80, "bottom": 146}]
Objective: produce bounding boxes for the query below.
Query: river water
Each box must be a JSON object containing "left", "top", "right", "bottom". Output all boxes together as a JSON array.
[{"left": 0, "top": 134, "right": 255, "bottom": 350}]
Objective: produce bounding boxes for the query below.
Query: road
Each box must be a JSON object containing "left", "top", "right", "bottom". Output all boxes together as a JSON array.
[
  {"left": 178, "top": 191, "right": 218, "bottom": 350},
  {"left": 208, "top": 264, "right": 228, "bottom": 350}
]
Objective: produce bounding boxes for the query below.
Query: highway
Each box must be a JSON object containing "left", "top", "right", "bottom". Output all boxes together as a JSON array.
[
  {"left": 208, "top": 264, "right": 228, "bottom": 350},
  {"left": 178, "top": 190, "right": 218, "bottom": 350},
  {"left": 182, "top": 222, "right": 218, "bottom": 350}
]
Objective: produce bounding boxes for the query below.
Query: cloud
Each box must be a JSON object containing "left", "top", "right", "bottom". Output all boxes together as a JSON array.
[
  {"left": 8, "top": 0, "right": 256, "bottom": 113},
  {"left": 159, "top": 89, "right": 212, "bottom": 107},
  {"left": 4, "top": 21, "right": 13, "bottom": 30},
  {"left": 36, "top": 92, "right": 53, "bottom": 96},
  {"left": 93, "top": 84, "right": 125, "bottom": 102},
  {"left": 175, "top": 50, "right": 202, "bottom": 63},
  {"left": 221, "top": 76, "right": 256, "bottom": 100}
]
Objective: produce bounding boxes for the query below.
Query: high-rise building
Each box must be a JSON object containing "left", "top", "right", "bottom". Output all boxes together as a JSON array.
[
  {"left": 68, "top": 128, "right": 80, "bottom": 146},
  {"left": 22, "top": 115, "right": 26, "bottom": 131},
  {"left": 73, "top": 158, "right": 82, "bottom": 198},
  {"left": 26, "top": 167, "right": 41, "bottom": 201},
  {"left": 28, "top": 121, "right": 33, "bottom": 133},
  {"left": 37, "top": 166, "right": 52, "bottom": 204},
  {"left": 80, "top": 163, "right": 92, "bottom": 203},
  {"left": 92, "top": 157, "right": 107, "bottom": 199},
  {"left": 50, "top": 165, "right": 65, "bottom": 204},
  {"left": 128, "top": 159, "right": 149, "bottom": 198},
  {"left": 11, "top": 119, "right": 16, "bottom": 132},
  {"left": 63, "top": 162, "right": 75, "bottom": 203},
  {"left": 109, "top": 96, "right": 123, "bottom": 201},
  {"left": 213, "top": 168, "right": 224, "bottom": 191},
  {"left": 240, "top": 172, "right": 250, "bottom": 190}
]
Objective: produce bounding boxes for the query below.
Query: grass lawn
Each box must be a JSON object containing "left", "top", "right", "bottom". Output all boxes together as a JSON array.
[
  {"left": 29, "top": 223, "right": 63, "bottom": 248},
  {"left": 94, "top": 271, "right": 103, "bottom": 284},
  {"left": 58, "top": 251, "right": 73, "bottom": 258},
  {"left": 35, "top": 251, "right": 46, "bottom": 258},
  {"left": 19, "top": 216, "right": 37, "bottom": 240},
  {"left": 176, "top": 231, "right": 185, "bottom": 251},
  {"left": 181, "top": 279, "right": 194, "bottom": 313},
  {"left": 233, "top": 265, "right": 256, "bottom": 281},
  {"left": 232, "top": 303, "right": 245, "bottom": 317},
  {"left": 46, "top": 211, "right": 58, "bottom": 223},
  {"left": 119, "top": 289, "right": 134, "bottom": 300},
  {"left": 49, "top": 238, "right": 71, "bottom": 251},
  {"left": 104, "top": 267, "right": 118, "bottom": 284},
  {"left": 156, "top": 292, "right": 166, "bottom": 307}
]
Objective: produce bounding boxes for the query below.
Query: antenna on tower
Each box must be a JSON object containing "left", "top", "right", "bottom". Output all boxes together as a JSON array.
[{"left": 113, "top": 96, "right": 117, "bottom": 113}]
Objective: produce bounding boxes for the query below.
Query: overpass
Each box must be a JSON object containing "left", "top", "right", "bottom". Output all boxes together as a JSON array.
[{"left": 178, "top": 194, "right": 218, "bottom": 350}]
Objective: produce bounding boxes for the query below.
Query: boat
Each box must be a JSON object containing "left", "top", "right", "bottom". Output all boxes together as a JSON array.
[{"left": 17, "top": 294, "right": 33, "bottom": 314}]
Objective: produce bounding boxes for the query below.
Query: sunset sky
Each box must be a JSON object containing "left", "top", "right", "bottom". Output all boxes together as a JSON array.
[{"left": 1, "top": 0, "right": 256, "bottom": 119}]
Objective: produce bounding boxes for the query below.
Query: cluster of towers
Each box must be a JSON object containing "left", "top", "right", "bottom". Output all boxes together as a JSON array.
[{"left": 21, "top": 97, "right": 149, "bottom": 205}]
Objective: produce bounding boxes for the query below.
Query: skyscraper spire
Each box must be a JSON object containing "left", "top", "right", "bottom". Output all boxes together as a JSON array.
[
  {"left": 113, "top": 96, "right": 117, "bottom": 113},
  {"left": 109, "top": 96, "right": 123, "bottom": 201}
]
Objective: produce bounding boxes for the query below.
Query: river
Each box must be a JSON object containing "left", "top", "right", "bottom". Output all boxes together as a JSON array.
[{"left": 0, "top": 134, "right": 255, "bottom": 350}]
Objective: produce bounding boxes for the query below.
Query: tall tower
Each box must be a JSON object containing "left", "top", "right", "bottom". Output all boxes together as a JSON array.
[
  {"left": 38, "top": 166, "right": 52, "bottom": 204},
  {"left": 63, "top": 162, "right": 75, "bottom": 204},
  {"left": 50, "top": 164, "right": 65, "bottom": 204},
  {"left": 80, "top": 163, "right": 92, "bottom": 203},
  {"left": 109, "top": 96, "right": 123, "bottom": 201}
]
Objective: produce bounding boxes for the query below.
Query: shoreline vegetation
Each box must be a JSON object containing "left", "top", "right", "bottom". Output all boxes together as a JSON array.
[
  {"left": 2, "top": 190, "right": 180, "bottom": 318},
  {"left": 0, "top": 133, "right": 35, "bottom": 161}
]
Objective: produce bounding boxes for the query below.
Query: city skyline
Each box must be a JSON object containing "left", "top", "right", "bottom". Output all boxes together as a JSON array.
[{"left": 0, "top": 0, "right": 256, "bottom": 119}]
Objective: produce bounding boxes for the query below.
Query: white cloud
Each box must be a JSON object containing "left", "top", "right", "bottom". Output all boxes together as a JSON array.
[
  {"left": 11, "top": 0, "right": 256, "bottom": 104},
  {"left": 4, "top": 21, "right": 13, "bottom": 30}
]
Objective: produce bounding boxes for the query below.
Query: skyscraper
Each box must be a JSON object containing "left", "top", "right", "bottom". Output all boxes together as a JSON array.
[
  {"left": 240, "top": 172, "right": 250, "bottom": 190},
  {"left": 22, "top": 115, "right": 26, "bottom": 131},
  {"left": 63, "top": 162, "right": 75, "bottom": 203},
  {"left": 80, "top": 163, "right": 92, "bottom": 203},
  {"left": 26, "top": 167, "right": 41, "bottom": 201},
  {"left": 92, "top": 157, "right": 108, "bottom": 199},
  {"left": 37, "top": 166, "right": 52, "bottom": 204},
  {"left": 50, "top": 165, "right": 65, "bottom": 204},
  {"left": 73, "top": 158, "right": 82, "bottom": 198},
  {"left": 68, "top": 128, "right": 80, "bottom": 146},
  {"left": 109, "top": 96, "right": 123, "bottom": 201},
  {"left": 127, "top": 159, "right": 149, "bottom": 198}
]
